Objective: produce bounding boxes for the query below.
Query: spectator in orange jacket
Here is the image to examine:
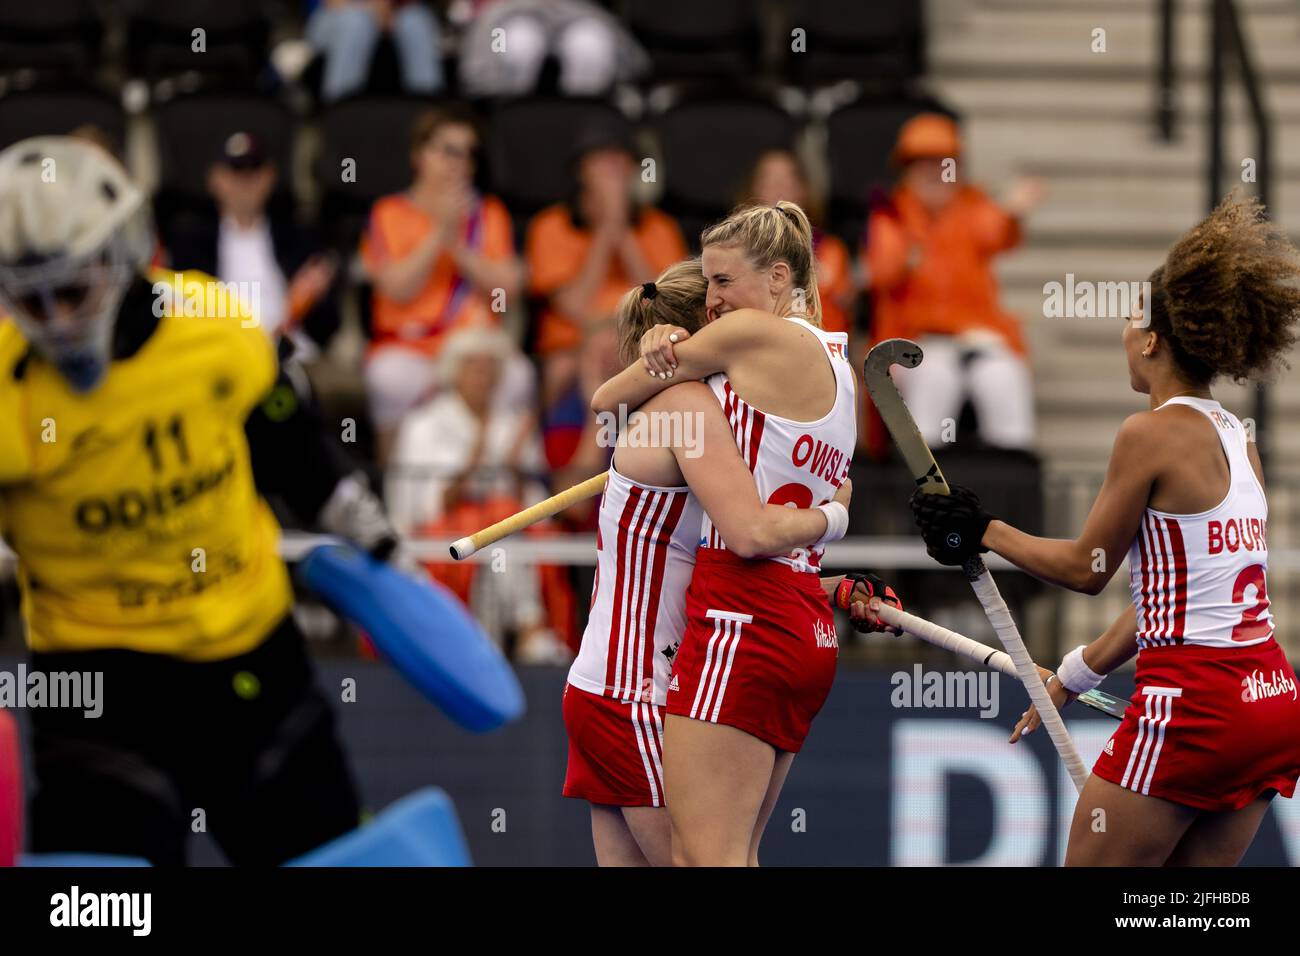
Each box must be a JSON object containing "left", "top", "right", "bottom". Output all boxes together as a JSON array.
[
  {"left": 525, "top": 120, "right": 687, "bottom": 413},
  {"left": 740, "top": 148, "right": 856, "bottom": 335},
  {"left": 360, "top": 105, "right": 530, "bottom": 464},
  {"left": 865, "top": 113, "right": 1044, "bottom": 451}
]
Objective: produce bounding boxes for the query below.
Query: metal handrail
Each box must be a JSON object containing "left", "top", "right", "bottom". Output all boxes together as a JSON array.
[{"left": 1158, "top": 0, "right": 1274, "bottom": 475}]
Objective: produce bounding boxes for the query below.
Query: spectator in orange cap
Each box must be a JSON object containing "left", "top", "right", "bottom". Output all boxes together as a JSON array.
[
  {"left": 739, "top": 148, "right": 856, "bottom": 335},
  {"left": 360, "top": 105, "right": 529, "bottom": 465},
  {"left": 864, "top": 112, "right": 1045, "bottom": 451}
]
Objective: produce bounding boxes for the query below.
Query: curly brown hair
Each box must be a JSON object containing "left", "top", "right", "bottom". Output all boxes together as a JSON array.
[{"left": 1148, "top": 192, "right": 1300, "bottom": 384}]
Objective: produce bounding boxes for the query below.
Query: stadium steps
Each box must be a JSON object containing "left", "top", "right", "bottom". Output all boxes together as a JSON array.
[{"left": 924, "top": 0, "right": 1300, "bottom": 647}]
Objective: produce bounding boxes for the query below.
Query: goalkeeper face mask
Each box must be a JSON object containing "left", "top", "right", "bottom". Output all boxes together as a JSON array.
[{"left": 0, "top": 137, "right": 153, "bottom": 393}]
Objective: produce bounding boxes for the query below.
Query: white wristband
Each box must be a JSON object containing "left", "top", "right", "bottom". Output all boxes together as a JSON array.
[
  {"left": 1057, "top": 645, "right": 1104, "bottom": 694},
  {"left": 815, "top": 501, "right": 849, "bottom": 545}
]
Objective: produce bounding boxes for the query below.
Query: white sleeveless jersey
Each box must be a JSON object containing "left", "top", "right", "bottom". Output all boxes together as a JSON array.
[
  {"left": 567, "top": 461, "right": 703, "bottom": 705},
  {"left": 698, "top": 316, "right": 856, "bottom": 573},
  {"left": 1127, "top": 397, "right": 1271, "bottom": 650}
]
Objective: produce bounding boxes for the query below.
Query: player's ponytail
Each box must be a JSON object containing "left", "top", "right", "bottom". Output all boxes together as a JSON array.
[
  {"left": 700, "top": 200, "right": 822, "bottom": 327},
  {"left": 615, "top": 258, "right": 708, "bottom": 366},
  {"left": 1148, "top": 192, "right": 1300, "bottom": 384}
]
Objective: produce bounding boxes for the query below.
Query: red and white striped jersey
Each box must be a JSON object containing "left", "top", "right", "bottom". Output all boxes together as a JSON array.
[
  {"left": 1127, "top": 397, "right": 1271, "bottom": 650},
  {"left": 698, "top": 316, "right": 856, "bottom": 573},
  {"left": 567, "top": 460, "right": 703, "bottom": 705}
]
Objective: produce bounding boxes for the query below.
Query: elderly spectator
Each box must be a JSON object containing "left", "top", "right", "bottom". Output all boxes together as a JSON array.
[
  {"left": 386, "top": 328, "right": 573, "bottom": 663},
  {"left": 525, "top": 119, "right": 686, "bottom": 416},
  {"left": 455, "top": 0, "right": 648, "bottom": 97},
  {"left": 360, "top": 106, "right": 529, "bottom": 465},
  {"left": 740, "top": 148, "right": 856, "bottom": 335},
  {"left": 167, "top": 131, "right": 341, "bottom": 357},
  {"left": 305, "top": 0, "right": 445, "bottom": 102},
  {"left": 865, "top": 113, "right": 1045, "bottom": 451}
]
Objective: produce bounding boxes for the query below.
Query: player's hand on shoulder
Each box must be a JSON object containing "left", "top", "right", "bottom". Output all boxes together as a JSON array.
[
  {"left": 640, "top": 324, "right": 689, "bottom": 378},
  {"left": 909, "top": 484, "right": 994, "bottom": 567}
]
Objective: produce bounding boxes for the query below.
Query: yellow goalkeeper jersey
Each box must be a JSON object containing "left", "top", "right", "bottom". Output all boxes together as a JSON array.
[{"left": 0, "top": 269, "right": 293, "bottom": 660}]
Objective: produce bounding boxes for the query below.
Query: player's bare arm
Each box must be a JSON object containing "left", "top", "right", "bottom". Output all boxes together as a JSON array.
[
  {"left": 656, "top": 381, "right": 846, "bottom": 558},
  {"left": 590, "top": 309, "right": 791, "bottom": 415},
  {"left": 981, "top": 412, "right": 1164, "bottom": 592},
  {"left": 1010, "top": 603, "right": 1139, "bottom": 742}
]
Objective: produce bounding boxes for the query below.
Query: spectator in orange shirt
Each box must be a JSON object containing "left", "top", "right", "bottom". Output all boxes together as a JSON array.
[
  {"left": 740, "top": 148, "right": 856, "bottom": 335},
  {"left": 865, "top": 113, "right": 1045, "bottom": 451},
  {"left": 360, "top": 105, "right": 528, "bottom": 464},
  {"left": 525, "top": 120, "right": 687, "bottom": 415}
]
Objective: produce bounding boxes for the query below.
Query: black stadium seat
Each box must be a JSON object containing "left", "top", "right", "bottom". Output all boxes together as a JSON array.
[
  {"left": 151, "top": 93, "right": 296, "bottom": 243},
  {"left": 0, "top": 89, "right": 125, "bottom": 152},
  {"left": 824, "top": 96, "right": 957, "bottom": 247},
  {"left": 784, "top": 0, "right": 925, "bottom": 84},
  {"left": 0, "top": 0, "right": 102, "bottom": 80},
  {"left": 486, "top": 96, "right": 630, "bottom": 234},
  {"left": 624, "top": 0, "right": 759, "bottom": 81},
  {"left": 653, "top": 94, "right": 799, "bottom": 248},
  {"left": 125, "top": 0, "right": 272, "bottom": 86},
  {"left": 316, "top": 96, "right": 446, "bottom": 250}
]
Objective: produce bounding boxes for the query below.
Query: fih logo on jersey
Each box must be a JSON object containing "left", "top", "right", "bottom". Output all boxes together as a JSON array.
[
  {"left": 813, "top": 619, "right": 838, "bottom": 649},
  {"left": 1241, "top": 669, "right": 1298, "bottom": 703}
]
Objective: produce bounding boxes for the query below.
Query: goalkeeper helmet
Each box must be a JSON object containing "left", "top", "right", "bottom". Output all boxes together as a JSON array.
[{"left": 0, "top": 136, "right": 154, "bottom": 392}]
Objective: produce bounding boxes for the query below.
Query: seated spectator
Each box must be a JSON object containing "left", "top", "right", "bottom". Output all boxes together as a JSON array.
[
  {"left": 360, "top": 106, "right": 528, "bottom": 465},
  {"left": 740, "top": 148, "right": 856, "bottom": 335},
  {"left": 455, "top": 0, "right": 648, "bottom": 97},
  {"left": 305, "top": 0, "right": 444, "bottom": 102},
  {"left": 167, "top": 131, "right": 341, "bottom": 357},
  {"left": 385, "top": 328, "right": 574, "bottom": 664},
  {"left": 865, "top": 113, "right": 1044, "bottom": 452},
  {"left": 525, "top": 119, "right": 686, "bottom": 416}
]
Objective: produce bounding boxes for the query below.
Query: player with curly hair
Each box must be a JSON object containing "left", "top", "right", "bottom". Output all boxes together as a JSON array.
[{"left": 910, "top": 193, "right": 1300, "bottom": 866}]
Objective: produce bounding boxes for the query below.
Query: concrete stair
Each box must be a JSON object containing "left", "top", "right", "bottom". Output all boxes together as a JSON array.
[{"left": 922, "top": 0, "right": 1300, "bottom": 652}]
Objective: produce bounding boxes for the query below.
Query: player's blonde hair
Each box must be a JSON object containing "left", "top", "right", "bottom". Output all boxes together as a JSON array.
[
  {"left": 615, "top": 259, "right": 707, "bottom": 365},
  {"left": 700, "top": 200, "right": 822, "bottom": 327}
]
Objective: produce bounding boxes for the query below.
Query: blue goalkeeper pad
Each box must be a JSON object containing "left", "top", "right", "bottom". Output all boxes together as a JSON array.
[
  {"left": 285, "top": 787, "right": 471, "bottom": 867},
  {"left": 299, "top": 544, "right": 524, "bottom": 732}
]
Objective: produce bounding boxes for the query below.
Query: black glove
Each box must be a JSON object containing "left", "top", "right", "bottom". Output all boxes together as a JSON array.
[
  {"left": 834, "top": 571, "right": 902, "bottom": 634},
  {"left": 909, "top": 484, "right": 995, "bottom": 567}
]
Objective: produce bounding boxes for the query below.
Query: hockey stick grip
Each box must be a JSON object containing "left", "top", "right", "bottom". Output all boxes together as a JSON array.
[{"left": 450, "top": 471, "right": 609, "bottom": 560}]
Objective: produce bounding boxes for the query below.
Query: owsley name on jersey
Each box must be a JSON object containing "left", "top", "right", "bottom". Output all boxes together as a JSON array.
[
  {"left": 791, "top": 434, "right": 851, "bottom": 486},
  {"left": 1208, "top": 517, "right": 1267, "bottom": 554}
]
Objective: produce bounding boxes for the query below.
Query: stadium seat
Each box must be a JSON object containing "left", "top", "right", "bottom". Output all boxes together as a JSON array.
[
  {"left": 624, "top": 0, "right": 759, "bottom": 80},
  {"left": 285, "top": 787, "right": 472, "bottom": 867},
  {"left": 0, "top": 89, "right": 125, "bottom": 153},
  {"left": 783, "top": 0, "right": 925, "bottom": 84},
  {"left": 125, "top": 0, "right": 273, "bottom": 86},
  {"left": 151, "top": 93, "right": 296, "bottom": 245},
  {"left": 652, "top": 93, "right": 800, "bottom": 247},
  {"left": 0, "top": 0, "right": 102, "bottom": 80},
  {"left": 485, "top": 96, "right": 630, "bottom": 237},
  {"left": 824, "top": 95, "right": 957, "bottom": 247},
  {"left": 316, "top": 96, "right": 447, "bottom": 251}
]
